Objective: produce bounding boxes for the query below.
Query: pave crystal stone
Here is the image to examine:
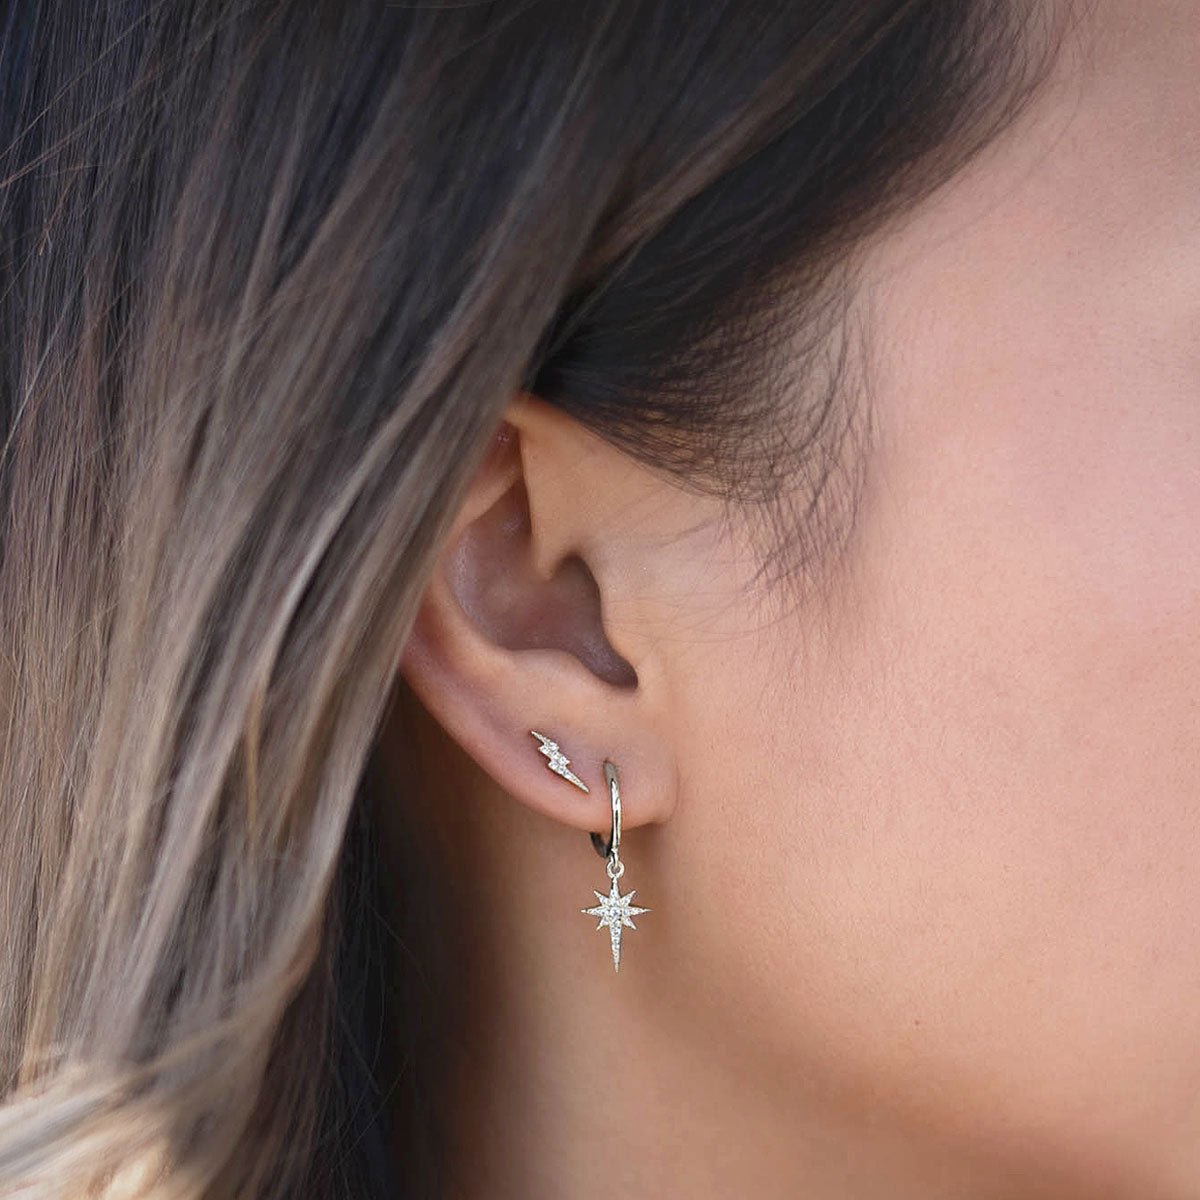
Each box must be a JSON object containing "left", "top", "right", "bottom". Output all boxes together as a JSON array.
[
  {"left": 530, "top": 730, "right": 588, "bottom": 792},
  {"left": 581, "top": 877, "right": 650, "bottom": 972}
]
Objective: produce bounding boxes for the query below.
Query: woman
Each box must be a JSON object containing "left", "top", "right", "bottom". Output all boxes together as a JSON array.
[{"left": 1, "top": 0, "right": 1197, "bottom": 1195}]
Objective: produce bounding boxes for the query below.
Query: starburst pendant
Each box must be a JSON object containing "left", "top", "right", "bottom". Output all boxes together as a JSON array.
[{"left": 581, "top": 876, "right": 650, "bottom": 972}]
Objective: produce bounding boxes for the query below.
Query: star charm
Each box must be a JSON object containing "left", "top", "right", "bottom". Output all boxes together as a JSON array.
[{"left": 581, "top": 878, "right": 650, "bottom": 972}]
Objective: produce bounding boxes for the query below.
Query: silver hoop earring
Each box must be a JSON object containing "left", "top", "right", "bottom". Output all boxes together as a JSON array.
[{"left": 581, "top": 760, "right": 650, "bottom": 972}]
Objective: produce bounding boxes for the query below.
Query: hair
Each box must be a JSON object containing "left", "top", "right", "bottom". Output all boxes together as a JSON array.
[{"left": 0, "top": 1, "right": 1077, "bottom": 1196}]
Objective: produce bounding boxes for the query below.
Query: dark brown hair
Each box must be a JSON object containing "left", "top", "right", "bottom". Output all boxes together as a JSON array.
[{"left": 0, "top": 2, "right": 1073, "bottom": 1196}]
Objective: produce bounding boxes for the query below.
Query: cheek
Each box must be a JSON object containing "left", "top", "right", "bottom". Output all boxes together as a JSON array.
[
  {"left": 797, "top": 372, "right": 1200, "bottom": 1180},
  {"left": 663, "top": 338, "right": 1200, "bottom": 1187},
  {"left": 664, "top": 30, "right": 1200, "bottom": 1181},
  {"left": 1012, "top": 394, "right": 1200, "bottom": 648},
  {"left": 900, "top": 224, "right": 1200, "bottom": 642}
]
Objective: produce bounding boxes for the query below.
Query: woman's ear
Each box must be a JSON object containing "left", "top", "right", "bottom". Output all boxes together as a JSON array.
[{"left": 398, "top": 393, "right": 677, "bottom": 837}]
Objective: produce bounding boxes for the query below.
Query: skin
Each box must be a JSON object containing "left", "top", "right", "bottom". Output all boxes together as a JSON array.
[{"left": 387, "top": 1, "right": 1200, "bottom": 1196}]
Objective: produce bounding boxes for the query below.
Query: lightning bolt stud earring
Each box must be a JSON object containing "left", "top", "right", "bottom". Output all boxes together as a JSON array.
[
  {"left": 530, "top": 730, "right": 589, "bottom": 792},
  {"left": 581, "top": 760, "right": 650, "bottom": 972}
]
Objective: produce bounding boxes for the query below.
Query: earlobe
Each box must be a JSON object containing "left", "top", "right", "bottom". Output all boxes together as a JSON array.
[{"left": 396, "top": 402, "right": 676, "bottom": 839}]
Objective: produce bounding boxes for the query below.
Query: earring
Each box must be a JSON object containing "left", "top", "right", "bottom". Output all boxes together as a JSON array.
[
  {"left": 530, "top": 729, "right": 589, "bottom": 792},
  {"left": 581, "top": 760, "right": 650, "bottom": 972}
]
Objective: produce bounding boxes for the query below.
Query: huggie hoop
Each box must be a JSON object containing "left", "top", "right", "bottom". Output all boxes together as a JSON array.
[
  {"left": 579, "top": 757, "right": 649, "bottom": 972},
  {"left": 589, "top": 760, "right": 621, "bottom": 860}
]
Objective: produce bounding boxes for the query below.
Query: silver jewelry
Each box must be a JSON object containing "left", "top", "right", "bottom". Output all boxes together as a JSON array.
[
  {"left": 530, "top": 730, "right": 589, "bottom": 792},
  {"left": 581, "top": 760, "right": 650, "bottom": 972}
]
